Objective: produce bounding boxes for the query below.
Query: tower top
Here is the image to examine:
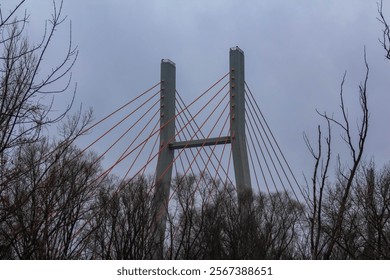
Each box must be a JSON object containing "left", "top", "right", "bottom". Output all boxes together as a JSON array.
[
  {"left": 230, "top": 46, "right": 244, "bottom": 54},
  {"left": 161, "top": 59, "right": 175, "bottom": 66}
]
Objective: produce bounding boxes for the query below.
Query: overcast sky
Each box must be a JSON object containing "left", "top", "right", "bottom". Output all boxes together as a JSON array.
[{"left": 6, "top": 0, "right": 390, "bottom": 187}]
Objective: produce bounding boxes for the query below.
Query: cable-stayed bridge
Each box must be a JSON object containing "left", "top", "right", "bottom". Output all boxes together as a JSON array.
[{"left": 75, "top": 47, "right": 309, "bottom": 258}]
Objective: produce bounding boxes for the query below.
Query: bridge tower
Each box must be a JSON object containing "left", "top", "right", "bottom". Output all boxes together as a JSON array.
[{"left": 152, "top": 47, "right": 252, "bottom": 259}]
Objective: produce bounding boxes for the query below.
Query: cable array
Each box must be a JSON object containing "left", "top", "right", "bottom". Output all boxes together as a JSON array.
[
  {"left": 244, "top": 82, "right": 310, "bottom": 208},
  {"left": 65, "top": 73, "right": 236, "bottom": 253},
  {"left": 244, "top": 82, "right": 310, "bottom": 250},
  {"left": 62, "top": 72, "right": 311, "bottom": 256}
]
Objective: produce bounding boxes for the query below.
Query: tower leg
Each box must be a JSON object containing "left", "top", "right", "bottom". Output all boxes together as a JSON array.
[
  {"left": 151, "top": 59, "right": 176, "bottom": 259},
  {"left": 229, "top": 47, "right": 253, "bottom": 211}
]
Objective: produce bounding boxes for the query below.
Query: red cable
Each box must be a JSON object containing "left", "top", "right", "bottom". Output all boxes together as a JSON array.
[
  {"left": 77, "top": 89, "right": 160, "bottom": 157},
  {"left": 185, "top": 101, "right": 231, "bottom": 200},
  {"left": 202, "top": 113, "right": 233, "bottom": 206},
  {"left": 168, "top": 104, "right": 229, "bottom": 243},
  {"left": 90, "top": 74, "right": 231, "bottom": 203},
  {"left": 170, "top": 102, "right": 232, "bottom": 244},
  {"left": 152, "top": 82, "right": 229, "bottom": 199},
  {"left": 81, "top": 81, "right": 161, "bottom": 135},
  {"left": 60, "top": 73, "right": 230, "bottom": 254},
  {"left": 91, "top": 107, "right": 160, "bottom": 186},
  {"left": 118, "top": 116, "right": 161, "bottom": 187},
  {"left": 176, "top": 91, "right": 235, "bottom": 188},
  {"left": 139, "top": 119, "right": 161, "bottom": 179},
  {"left": 93, "top": 74, "right": 231, "bottom": 177},
  {"left": 95, "top": 78, "right": 230, "bottom": 201},
  {"left": 174, "top": 107, "right": 211, "bottom": 190},
  {"left": 3, "top": 82, "right": 162, "bottom": 195},
  {"left": 58, "top": 107, "right": 161, "bottom": 254},
  {"left": 91, "top": 97, "right": 160, "bottom": 167},
  {"left": 167, "top": 90, "right": 230, "bottom": 203}
]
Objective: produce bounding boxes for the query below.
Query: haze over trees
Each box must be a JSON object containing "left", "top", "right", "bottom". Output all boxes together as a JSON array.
[{"left": 0, "top": 1, "right": 389, "bottom": 259}]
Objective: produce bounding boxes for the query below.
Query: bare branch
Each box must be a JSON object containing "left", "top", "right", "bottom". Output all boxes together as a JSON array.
[
  {"left": 0, "top": 1, "right": 26, "bottom": 28},
  {"left": 377, "top": 0, "right": 390, "bottom": 59},
  {"left": 323, "top": 50, "right": 370, "bottom": 259}
]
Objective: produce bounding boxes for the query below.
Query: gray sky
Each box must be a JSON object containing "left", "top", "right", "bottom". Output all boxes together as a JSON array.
[{"left": 7, "top": 0, "right": 390, "bottom": 187}]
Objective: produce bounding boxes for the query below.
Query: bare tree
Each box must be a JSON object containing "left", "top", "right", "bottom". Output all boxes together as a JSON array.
[
  {"left": 0, "top": 0, "right": 78, "bottom": 157},
  {"left": 349, "top": 163, "right": 390, "bottom": 259},
  {"left": 164, "top": 173, "right": 304, "bottom": 260},
  {"left": 304, "top": 121, "right": 331, "bottom": 259},
  {"left": 87, "top": 175, "right": 156, "bottom": 260},
  {"left": 0, "top": 1, "right": 101, "bottom": 259},
  {"left": 305, "top": 51, "right": 369, "bottom": 259},
  {"left": 252, "top": 191, "right": 305, "bottom": 259},
  {"left": 0, "top": 136, "right": 102, "bottom": 259},
  {"left": 0, "top": 0, "right": 80, "bottom": 207},
  {"left": 308, "top": 163, "right": 390, "bottom": 260},
  {"left": 164, "top": 174, "right": 222, "bottom": 259}
]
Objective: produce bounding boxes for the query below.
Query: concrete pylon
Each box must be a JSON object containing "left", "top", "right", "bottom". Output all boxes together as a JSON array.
[{"left": 151, "top": 48, "right": 253, "bottom": 259}]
